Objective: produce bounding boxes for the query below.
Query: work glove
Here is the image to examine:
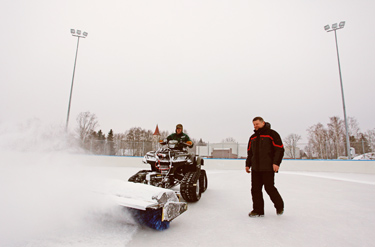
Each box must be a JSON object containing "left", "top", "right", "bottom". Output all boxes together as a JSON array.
[{"left": 159, "top": 139, "right": 167, "bottom": 145}]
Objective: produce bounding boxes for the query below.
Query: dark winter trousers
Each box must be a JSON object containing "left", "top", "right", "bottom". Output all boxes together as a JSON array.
[{"left": 251, "top": 171, "right": 284, "bottom": 214}]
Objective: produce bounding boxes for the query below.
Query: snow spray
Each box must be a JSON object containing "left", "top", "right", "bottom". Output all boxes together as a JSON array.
[{"left": 0, "top": 120, "right": 137, "bottom": 246}]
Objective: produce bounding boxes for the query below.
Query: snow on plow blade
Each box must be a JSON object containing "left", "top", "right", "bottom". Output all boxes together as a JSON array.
[{"left": 101, "top": 180, "right": 187, "bottom": 227}]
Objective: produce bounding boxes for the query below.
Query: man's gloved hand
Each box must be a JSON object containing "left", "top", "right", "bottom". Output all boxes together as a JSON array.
[
  {"left": 185, "top": 141, "right": 192, "bottom": 146},
  {"left": 159, "top": 139, "right": 167, "bottom": 145}
]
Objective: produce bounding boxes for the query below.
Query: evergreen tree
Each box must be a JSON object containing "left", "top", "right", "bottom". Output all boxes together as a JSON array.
[
  {"left": 93, "top": 130, "right": 105, "bottom": 154},
  {"left": 98, "top": 130, "right": 105, "bottom": 141},
  {"left": 107, "top": 129, "right": 114, "bottom": 141},
  {"left": 107, "top": 129, "right": 115, "bottom": 155},
  {"left": 90, "top": 130, "right": 98, "bottom": 140}
]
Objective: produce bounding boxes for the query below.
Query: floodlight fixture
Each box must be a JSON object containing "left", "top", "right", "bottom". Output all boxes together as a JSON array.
[
  {"left": 66, "top": 28, "right": 88, "bottom": 131},
  {"left": 323, "top": 21, "right": 351, "bottom": 159}
]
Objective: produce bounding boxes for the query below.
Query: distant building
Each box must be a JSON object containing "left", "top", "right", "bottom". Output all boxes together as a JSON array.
[
  {"left": 211, "top": 148, "right": 237, "bottom": 159},
  {"left": 152, "top": 124, "right": 161, "bottom": 150},
  {"left": 284, "top": 146, "right": 301, "bottom": 159},
  {"left": 196, "top": 142, "right": 247, "bottom": 158}
]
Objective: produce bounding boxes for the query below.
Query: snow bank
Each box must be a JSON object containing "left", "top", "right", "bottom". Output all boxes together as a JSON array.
[{"left": 353, "top": 152, "right": 375, "bottom": 160}]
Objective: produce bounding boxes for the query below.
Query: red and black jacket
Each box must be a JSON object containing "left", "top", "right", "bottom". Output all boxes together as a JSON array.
[{"left": 246, "top": 122, "right": 284, "bottom": 171}]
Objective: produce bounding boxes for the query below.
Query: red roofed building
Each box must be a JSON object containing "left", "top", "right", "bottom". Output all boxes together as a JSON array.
[{"left": 152, "top": 124, "right": 161, "bottom": 150}]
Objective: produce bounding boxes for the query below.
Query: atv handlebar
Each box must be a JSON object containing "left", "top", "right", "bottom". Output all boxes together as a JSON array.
[{"left": 159, "top": 139, "right": 192, "bottom": 148}]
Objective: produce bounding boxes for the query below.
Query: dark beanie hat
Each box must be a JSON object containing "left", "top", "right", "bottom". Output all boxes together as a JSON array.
[{"left": 176, "top": 124, "right": 183, "bottom": 131}]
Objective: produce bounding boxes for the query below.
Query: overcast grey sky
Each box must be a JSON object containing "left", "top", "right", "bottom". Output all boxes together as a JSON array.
[{"left": 1, "top": 0, "right": 374, "bottom": 143}]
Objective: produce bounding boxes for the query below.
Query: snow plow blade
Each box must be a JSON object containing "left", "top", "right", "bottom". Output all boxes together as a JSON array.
[{"left": 100, "top": 180, "right": 187, "bottom": 229}]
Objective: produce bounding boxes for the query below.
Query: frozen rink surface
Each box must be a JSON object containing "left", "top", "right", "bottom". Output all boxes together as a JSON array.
[
  {"left": 127, "top": 169, "right": 375, "bottom": 247},
  {"left": 1, "top": 152, "right": 375, "bottom": 247}
]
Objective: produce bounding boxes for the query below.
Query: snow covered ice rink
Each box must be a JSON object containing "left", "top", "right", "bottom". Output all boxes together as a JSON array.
[
  {"left": 1, "top": 152, "right": 375, "bottom": 247},
  {"left": 127, "top": 169, "right": 375, "bottom": 247}
]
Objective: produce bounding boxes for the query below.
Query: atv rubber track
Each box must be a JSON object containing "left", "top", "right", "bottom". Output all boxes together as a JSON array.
[
  {"left": 180, "top": 171, "right": 201, "bottom": 202},
  {"left": 199, "top": 169, "right": 208, "bottom": 193}
]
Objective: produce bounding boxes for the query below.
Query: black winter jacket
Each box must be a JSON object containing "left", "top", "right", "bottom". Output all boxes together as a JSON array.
[{"left": 246, "top": 122, "right": 284, "bottom": 171}]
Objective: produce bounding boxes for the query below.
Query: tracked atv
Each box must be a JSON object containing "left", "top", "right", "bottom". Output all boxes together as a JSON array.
[{"left": 128, "top": 140, "right": 208, "bottom": 202}]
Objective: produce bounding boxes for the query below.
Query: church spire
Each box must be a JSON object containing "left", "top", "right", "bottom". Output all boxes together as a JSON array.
[{"left": 153, "top": 124, "right": 160, "bottom": 136}]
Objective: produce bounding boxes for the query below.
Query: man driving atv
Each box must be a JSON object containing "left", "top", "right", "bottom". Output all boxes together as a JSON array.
[{"left": 160, "top": 124, "right": 193, "bottom": 150}]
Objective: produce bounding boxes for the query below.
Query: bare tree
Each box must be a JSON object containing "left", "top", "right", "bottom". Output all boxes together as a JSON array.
[
  {"left": 348, "top": 117, "right": 360, "bottom": 139},
  {"left": 113, "top": 133, "right": 128, "bottom": 155},
  {"left": 159, "top": 130, "right": 170, "bottom": 140},
  {"left": 284, "top": 134, "right": 301, "bottom": 159},
  {"left": 306, "top": 116, "right": 371, "bottom": 159},
  {"left": 365, "top": 129, "right": 375, "bottom": 152},
  {"left": 307, "top": 123, "right": 328, "bottom": 159},
  {"left": 327, "top": 116, "right": 345, "bottom": 158},
  {"left": 304, "top": 143, "right": 314, "bottom": 159},
  {"left": 76, "top": 111, "right": 99, "bottom": 148},
  {"left": 124, "top": 127, "right": 154, "bottom": 156}
]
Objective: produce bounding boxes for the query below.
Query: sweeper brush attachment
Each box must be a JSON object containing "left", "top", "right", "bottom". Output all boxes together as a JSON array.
[{"left": 99, "top": 180, "right": 187, "bottom": 230}]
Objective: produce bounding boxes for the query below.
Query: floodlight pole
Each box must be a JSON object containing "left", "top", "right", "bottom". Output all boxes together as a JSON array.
[
  {"left": 325, "top": 22, "right": 351, "bottom": 159},
  {"left": 66, "top": 29, "right": 88, "bottom": 131}
]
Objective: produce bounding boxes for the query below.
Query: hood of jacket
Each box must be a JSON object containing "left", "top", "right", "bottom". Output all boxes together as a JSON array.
[{"left": 254, "top": 122, "right": 271, "bottom": 133}]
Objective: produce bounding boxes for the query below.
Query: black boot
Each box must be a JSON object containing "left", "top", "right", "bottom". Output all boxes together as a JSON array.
[
  {"left": 248, "top": 211, "right": 264, "bottom": 217},
  {"left": 276, "top": 208, "right": 284, "bottom": 216}
]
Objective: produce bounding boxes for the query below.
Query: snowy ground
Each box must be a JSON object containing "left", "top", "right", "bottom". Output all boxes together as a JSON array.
[{"left": 1, "top": 152, "right": 375, "bottom": 247}]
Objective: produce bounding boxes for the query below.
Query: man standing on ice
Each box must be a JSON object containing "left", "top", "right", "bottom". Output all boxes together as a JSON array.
[{"left": 246, "top": 117, "right": 284, "bottom": 217}]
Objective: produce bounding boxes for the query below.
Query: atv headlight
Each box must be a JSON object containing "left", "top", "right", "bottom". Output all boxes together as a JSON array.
[
  {"left": 145, "top": 155, "right": 156, "bottom": 162},
  {"left": 168, "top": 140, "right": 178, "bottom": 149},
  {"left": 175, "top": 156, "right": 186, "bottom": 161}
]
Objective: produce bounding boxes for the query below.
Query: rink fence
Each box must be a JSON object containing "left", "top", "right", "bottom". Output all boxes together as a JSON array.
[{"left": 75, "top": 154, "right": 375, "bottom": 174}]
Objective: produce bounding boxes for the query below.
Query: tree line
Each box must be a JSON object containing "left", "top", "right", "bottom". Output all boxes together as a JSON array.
[
  {"left": 303, "top": 116, "right": 374, "bottom": 159},
  {"left": 75, "top": 111, "right": 375, "bottom": 158},
  {"left": 75, "top": 111, "right": 176, "bottom": 155}
]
